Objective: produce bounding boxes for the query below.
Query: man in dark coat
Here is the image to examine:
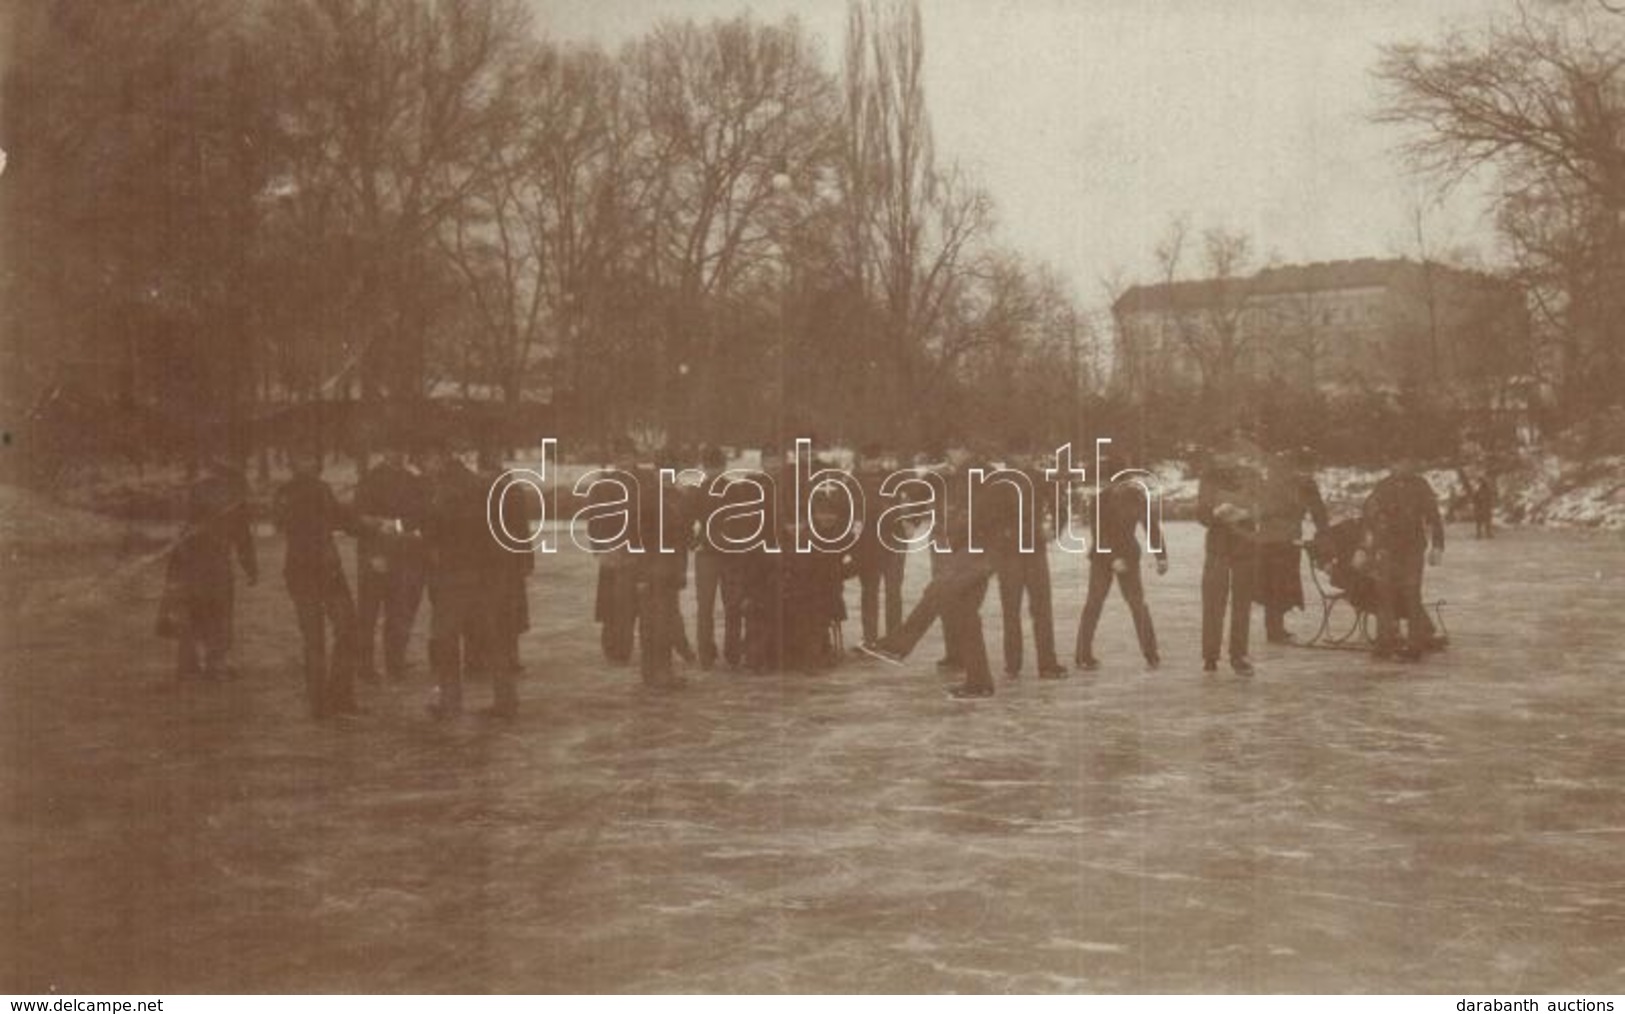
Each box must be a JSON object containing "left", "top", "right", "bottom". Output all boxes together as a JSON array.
[
  {"left": 1075, "top": 455, "right": 1167, "bottom": 671},
  {"left": 170, "top": 454, "right": 258, "bottom": 680},
  {"left": 659, "top": 449, "right": 697, "bottom": 667},
  {"left": 422, "top": 447, "right": 513, "bottom": 718},
  {"left": 633, "top": 463, "right": 690, "bottom": 690},
  {"left": 691, "top": 445, "right": 739, "bottom": 669},
  {"left": 1196, "top": 435, "right": 1266, "bottom": 675},
  {"left": 590, "top": 442, "right": 640, "bottom": 664},
  {"left": 1255, "top": 447, "right": 1329, "bottom": 644},
  {"left": 989, "top": 450, "right": 1066, "bottom": 680},
  {"left": 740, "top": 446, "right": 789, "bottom": 673},
  {"left": 696, "top": 449, "right": 761, "bottom": 669},
  {"left": 484, "top": 461, "right": 539, "bottom": 679},
  {"left": 849, "top": 445, "right": 907, "bottom": 650},
  {"left": 1362, "top": 457, "right": 1446, "bottom": 660},
  {"left": 782, "top": 452, "right": 851, "bottom": 673},
  {"left": 353, "top": 446, "right": 430, "bottom": 682},
  {"left": 272, "top": 450, "right": 364, "bottom": 719}
]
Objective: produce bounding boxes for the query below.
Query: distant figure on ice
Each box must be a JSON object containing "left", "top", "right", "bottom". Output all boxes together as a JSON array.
[
  {"left": 1473, "top": 474, "right": 1496, "bottom": 540},
  {"left": 1362, "top": 457, "right": 1446, "bottom": 661},
  {"left": 273, "top": 450, "right": 364, "bottom": 720},
  {"left": 165, "top": 452, "right": 258, "bottom": 681}
]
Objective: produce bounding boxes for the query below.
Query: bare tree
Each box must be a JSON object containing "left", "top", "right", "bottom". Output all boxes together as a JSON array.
[
  {"left": 1151, "top": 218, "right": 1259, "bottom": 423},
  {"left": 619, "top": 15, "right": 840, "bottom": 445},
  {"left": 840, "top": 0, "right": 992, "bottom": 445},
  {"left": 0, "top": 0, "right": 275, "bottom": 463},
  {"left": 1374, "top": 2, "right": 1625, "bottom": 413},
  {"left": 263, "top": 0, "right": 532, "bottom": 414}
]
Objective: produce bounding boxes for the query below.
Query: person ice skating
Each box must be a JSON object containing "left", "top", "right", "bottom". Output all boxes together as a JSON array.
[
  {"left": 990, "top": 448, "right": 1066, "bottom": 680},
  {"left": 696, "top": 447, "right": 762, "bottom": 669},
  {"left": 167, "top": 451, "right": 258, "bottom": 680},
  {"left": 690, "top": 444, "right": 733, "bottom": 670},
  {"left": 859, "top": 440, "right": 999, "bottom": 700},
  {"left": 353, "top": 443, "right": 429, "bottom": 683},
  {"left": 590, "top": 440, "right": 641, "bottom": 665},
  {"left": 1362, "top": 456, "right": 1446, "bottom": 660},
  {"left": 1473, "top": 474, "right": 1496, "bottom": 540},
  {"left": 422, "top": 444, "right": 515, "bottom": 719},
  {"left": 1196, "top": 433, "right": 1266, "bottom": 675},
  {"left": 1255, "top": 446, "right": 1329, "bottom": 644},
  {"left": 484, "top": 461, "right": 539, "bottom": 680},
  {"left": 272, "top": 450, "right": 365, "bottom": 719},
  {"left": 633, "top": 459, "right": 691, "bottom": 691},
  {"left": 1074, "top": 454, "right": 1167, "bottom": 671},
  {"left": 848, "top": 445, "right": 907, "bottom": 651}
]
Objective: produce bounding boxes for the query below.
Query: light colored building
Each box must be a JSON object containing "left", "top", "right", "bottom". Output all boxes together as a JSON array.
[{"left": 1111, "top": 258, "right": 1529, "bottom": 403}]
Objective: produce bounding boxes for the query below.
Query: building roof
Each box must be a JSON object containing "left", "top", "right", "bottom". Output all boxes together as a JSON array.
[{"left": 1114, "top": 257, "right": 1502, "bottom": 314}]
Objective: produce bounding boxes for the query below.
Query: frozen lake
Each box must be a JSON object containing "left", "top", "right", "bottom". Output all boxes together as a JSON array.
[{"left": 3, "top": 522, "right": 1623, "bottom": 991}]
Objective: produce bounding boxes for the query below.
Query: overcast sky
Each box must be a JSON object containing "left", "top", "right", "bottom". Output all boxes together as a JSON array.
[{"left": 526, "top": 0, "right": 1507, "bottom": 307}]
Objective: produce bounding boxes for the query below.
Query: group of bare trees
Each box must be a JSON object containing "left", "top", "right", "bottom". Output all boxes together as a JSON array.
[
  {"left": 1376, "top": 0, "right": 1625, "bottom": 429},
  {"left": 0, "top": 0, "right": 1091, "bottom": 465}
]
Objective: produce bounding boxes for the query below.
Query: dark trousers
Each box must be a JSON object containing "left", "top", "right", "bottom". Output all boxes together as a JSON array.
[
  {"left": 994, "top": 547, "right": 1060, "bottom": 674},
  {"left": 430, "top": 572, "right": 514, "bottom": 714},
  {"left": 929, "top": 548, "right": 962, "bottom": 664},
  {"left": 1074, "top": 555, "right": 1158, "bottom": 663},
  {"left": 288, "top": 565, "right": 358, "bottom": 718},
  {"left": 356, "top": 556, "right": 424, "bottom": 679},
  {"left": 855, "top": 550, "right": 905, "bottom": 645},
  {"left": 177, "top": 582, "right": 233, "bottom": 677},
  {"left": 667, "top": 585, "right": 693, "bottom": 662},
  {"left": 783, "top": 555, "right": 840, "bottom": 671},
  {"left": 694, "top": 553, "right": 746, "bottom": 666},
  {"left": 1374, "top": 545, "right": 1435, "bottom": 652},
  {"left": 637, "top": 576, "right": 681, "bottom": 685},
  {"left": 1257, "top": 542, "right": 1303, "bottom": 640},
  {"left": 1202, "top": 544, "right": 1257, "bottom": 663},
  {"left": 880, "top": 552, "right": 994, "bottom": 692},
  {"left": 1474, "top": 512, "right": 1494, "bottom": 539},
  {"left": 741, "top": 553, "right": 781, "bottom": 672},
  {"left": 597, "top": 556, "right": 638, "bottom": 663},
  {"left": 471, "top": 571, "right": 527, "bottom": 676}
]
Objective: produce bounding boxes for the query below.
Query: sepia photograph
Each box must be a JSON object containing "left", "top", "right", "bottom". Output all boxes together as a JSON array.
[{"left": 2, "top": 0, "right": 1624, "bottom": 996}]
